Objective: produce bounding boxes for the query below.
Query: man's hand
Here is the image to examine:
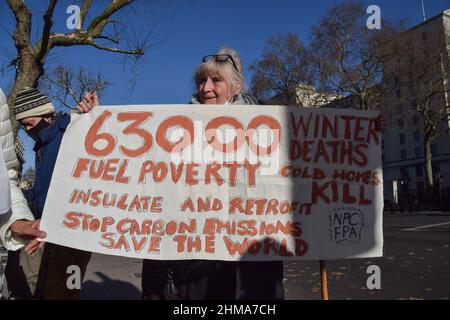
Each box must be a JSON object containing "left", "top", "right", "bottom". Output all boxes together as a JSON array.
[
  {"left": 11, "top": 219, "right": 46, "bottom": 254},
  {"left": 76, "top": 91, "right": 99, "bottom": 113}
]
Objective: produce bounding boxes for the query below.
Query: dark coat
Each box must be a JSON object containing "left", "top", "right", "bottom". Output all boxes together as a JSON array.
[{"left": 29, "top": 112, "right": 70, "bottom": 219}]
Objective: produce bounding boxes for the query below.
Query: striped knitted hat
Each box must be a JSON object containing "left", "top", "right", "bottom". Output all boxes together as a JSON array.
[{"left": 13, "top": 87, "right": 55, "bottom": 120}]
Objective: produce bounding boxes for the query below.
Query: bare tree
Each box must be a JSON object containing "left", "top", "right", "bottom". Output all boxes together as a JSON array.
[
  {"left": 250, "top": 2, "right": 404, "bottom": 109},
  {"left": 310, "top": 0, "right": 404, "bottom": 110},
  {"left": 5, "top": 0, "right": 154, "bottom": 131},
  {"left": 250, "top": 33, "right": 319, "bottom": 106},
  {"left": 383, "top": 28, "right": 450, "bottom": 188},
  {"left": 40, "top": 65, "right": 110, "bottom": 110}
]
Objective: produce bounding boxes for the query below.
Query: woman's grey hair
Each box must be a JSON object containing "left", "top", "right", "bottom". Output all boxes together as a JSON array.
[{"left": 194, "top": 47, "right": 245, "bottom": 96}]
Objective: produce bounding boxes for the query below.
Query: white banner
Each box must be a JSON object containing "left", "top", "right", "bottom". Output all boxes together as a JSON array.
[{"left": 41, "top": 105, "right": 384, "bottom": 261}]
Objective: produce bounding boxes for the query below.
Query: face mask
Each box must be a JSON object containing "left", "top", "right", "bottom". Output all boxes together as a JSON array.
[{"left": 26, "top": 119, "right": 50, "bottom": 142}]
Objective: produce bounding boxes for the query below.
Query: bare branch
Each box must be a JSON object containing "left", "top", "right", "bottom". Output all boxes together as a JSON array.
[
  {"left": 36, "top": 0, "right": 58, "bottom": 62},
  {"left": 87, "top": 40, "right": 144, "bottom": 55},
  {"left": 80, "top": 0, "right": 94, "bottom": 27},
  {"left": 87, "top": 0, "right": 133, "bottom": 36},
  {"left": 41, "top": 67, "right": 80, "bottom": 108},
  {"left": 40, "top": 65, "right": 110, "bottom": 110},
  {"left": 95, "top": 35, "right": 120, "bottom": 44},
  {"left": 47, "top": 31, "right": 142, "bottom": 55}
]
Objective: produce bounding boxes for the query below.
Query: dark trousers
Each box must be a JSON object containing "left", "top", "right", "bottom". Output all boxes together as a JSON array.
[
  {"left": 210, "top": 261, "right": 285, "bottom": 300},
  {"left": 5, "top": 250, "right": 32, "bottom": 299},
  {"left": 34, "top": 243, "right": 91, "bottom": 300},
  {"left": 141, "top": 259, "right": 214, "bottom": 300},
  {"left": 4, "top": 246, "right": 43, "bottom": 299},
  {"left": 238, "top": 261, "right": 285, "bottom": 300},
  {"left": 142, "top": 276, "right": 210, "bottom": 300}
]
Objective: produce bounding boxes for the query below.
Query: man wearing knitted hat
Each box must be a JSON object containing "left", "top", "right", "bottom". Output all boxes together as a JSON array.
[
  {"left": 13, "top": 87, "right": 97, "bottom": 299},
  {"left": 1, "top": 87, "right": 50, "bottom": 298},
  {"left": 1, "top": 87, "right": 47, "bottom": 246}
]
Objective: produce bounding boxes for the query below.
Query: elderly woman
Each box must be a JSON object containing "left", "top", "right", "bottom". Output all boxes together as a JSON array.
[
  {"left": 141, "top": 48, "right": 284, "bottom": 300},
  {"left": 190, "top": 48, "right": 258, "bottom": 105}
]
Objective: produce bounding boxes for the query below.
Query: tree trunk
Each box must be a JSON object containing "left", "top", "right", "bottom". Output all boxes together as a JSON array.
[
  {"left": 7, "top": 53, "right": 43, "bottom": 135},
  {"left": 424, "top": 136, "right": 433, "bottom": 188}
]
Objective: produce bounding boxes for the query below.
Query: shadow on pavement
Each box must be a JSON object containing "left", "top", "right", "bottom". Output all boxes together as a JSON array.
[{"left": 81, "top": 271, "right": 141, "bottom": 300}]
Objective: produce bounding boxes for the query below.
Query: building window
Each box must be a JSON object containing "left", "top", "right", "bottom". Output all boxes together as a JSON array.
[
  {"left": 431, "top": 144, "right": 438, "bottom": 156},
  {"left": 414, "top": 131, "right": 421, "bottom": 142},
  {"left": 399, "top": 134, "right": 406, "bottom": 145},
  {"left": 415, "top": 147, "right": 422, "bottom": 158},
  {"left": 415, "top": 165, "right": 423, "bottom": 177},
  {"left": 398, "top": 119, "right": 405, "bottom": 129},
  {"left": 412, "top": 114, "right": 420, "bottom": 125},
  {"left": 416, "top": 182, "right": 424, "bottom": 194},
  {"left": 432, "top": 164, "right": 440, "bottom": 175},
  {"left": 421, "top": 32, "right": 428, "bottom": 42},
  {"left": 388, "top": 111, "right": 394, "bottom": 120},
  {"left": 400, "top": 149, "right": 407, "bottom": 160},
  {"left": 395, "top": 89, "right": 402, "bottom": 99},
  {"left": 394, "top": 76, "right": 399, "bottom": 86},
  {"left": 401, "top": 167, "right": 410, "bottom": 179}
]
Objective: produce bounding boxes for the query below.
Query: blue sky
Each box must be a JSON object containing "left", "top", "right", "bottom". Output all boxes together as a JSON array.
[{"left": 0, "top": 0, "right": 449, "bottom": 169}]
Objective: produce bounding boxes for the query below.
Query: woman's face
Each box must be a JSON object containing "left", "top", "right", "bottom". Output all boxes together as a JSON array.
[{"left": 197, "top": 74, "right": 233, "bottom": 105}]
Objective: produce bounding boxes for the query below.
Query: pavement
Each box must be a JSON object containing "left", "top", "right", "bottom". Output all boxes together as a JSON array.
[
  {"left": 284, "top": 212, "right": 450, "bottom": 300},
  {"left": 80, "top": 255, "right": 142, "bottom": 300},
  {"left": 75, "top": 211, "right": 450, "bottom": 300}
]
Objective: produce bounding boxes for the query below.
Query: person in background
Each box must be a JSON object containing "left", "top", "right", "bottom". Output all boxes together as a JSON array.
[{"left": 12, "top": 87, "right": 97, "bottom": 299}]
